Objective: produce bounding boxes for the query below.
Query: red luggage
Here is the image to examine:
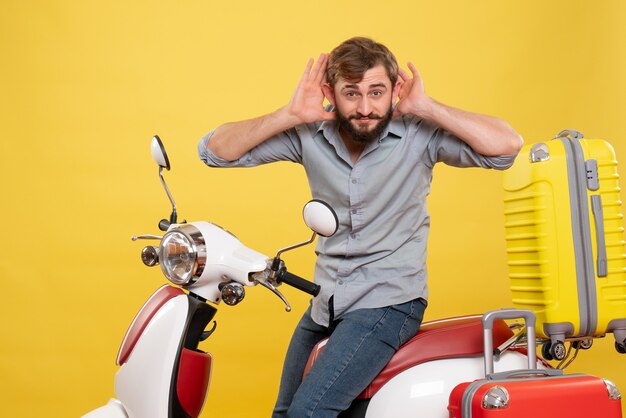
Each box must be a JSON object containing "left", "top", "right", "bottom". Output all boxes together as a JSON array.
[{"left": 448, "top": 309, "right": 623, "bottom": 418}]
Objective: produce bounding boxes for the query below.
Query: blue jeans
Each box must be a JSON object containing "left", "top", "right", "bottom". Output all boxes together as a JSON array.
[{"left": 271, "top": 298, "right": 427, "bottom": 418}]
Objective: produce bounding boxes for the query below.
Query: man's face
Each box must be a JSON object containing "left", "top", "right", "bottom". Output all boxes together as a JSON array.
[{"left": 325, "top": 65, "right": 399, "bottom": 144}]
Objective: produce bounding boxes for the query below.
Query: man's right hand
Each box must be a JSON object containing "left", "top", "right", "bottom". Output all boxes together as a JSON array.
[
  {"left": 285, "top": 54, "right": 336, "bottom": 125},
  {"left": 207, "top": 54, "right": 336, "bottom": 162}
]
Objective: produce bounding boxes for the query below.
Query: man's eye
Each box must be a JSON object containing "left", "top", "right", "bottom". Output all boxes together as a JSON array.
[
  {"left": 371, "top": 91, "right": 383, "bottom": 97},
  {"left": 346, "top": 92, "right": 357, "bottom": 97}
]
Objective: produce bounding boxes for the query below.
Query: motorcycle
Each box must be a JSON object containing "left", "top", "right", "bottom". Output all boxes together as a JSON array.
[{"left": 84, "top": 136, "right": 620, "bottom": 418}]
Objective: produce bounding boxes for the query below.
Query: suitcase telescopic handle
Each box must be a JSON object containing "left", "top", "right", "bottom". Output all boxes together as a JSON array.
[{"left": 482, "top": 309, "right": 537, "bottom": 376}]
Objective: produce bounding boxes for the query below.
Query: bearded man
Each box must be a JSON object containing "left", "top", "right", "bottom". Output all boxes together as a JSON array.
[{"left": 198, "top": 37, "right": 522, "bottom": 418}]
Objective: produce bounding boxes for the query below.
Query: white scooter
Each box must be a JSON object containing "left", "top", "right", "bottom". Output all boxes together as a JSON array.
[{"left": 84, "top": 136, "right": 620, "bottom": 418}]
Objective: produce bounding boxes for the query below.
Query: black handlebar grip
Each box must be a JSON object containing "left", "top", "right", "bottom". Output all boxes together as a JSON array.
[{"left": 279, "top": 271, "right": 320, "bottom": 296}]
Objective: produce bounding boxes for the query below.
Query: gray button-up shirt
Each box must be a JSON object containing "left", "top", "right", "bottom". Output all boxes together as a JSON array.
[{"left": 198, "top": 115, "right": 516, "bottom": 326}]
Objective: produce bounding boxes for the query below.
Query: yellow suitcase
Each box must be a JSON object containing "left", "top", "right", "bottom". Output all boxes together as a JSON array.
[{"left": 503, "top": 130, "right": 626, "bottom": 360}]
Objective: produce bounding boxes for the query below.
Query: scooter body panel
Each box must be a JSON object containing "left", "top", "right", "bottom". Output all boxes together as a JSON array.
[
  {"left": 115, "top": 294, "right": 190, "bottom": 418},
  {"left": 82, "top": 398, "right": 129, "bottom": 418},
  {"left": 117, "top": 285, "right": 185, "bottom": 366},
  {"left": 365, "top": 352, "right": 540, "bottom": 418},
  {"left": 183, "top": 221, "right": 268, "bottom": 304}
]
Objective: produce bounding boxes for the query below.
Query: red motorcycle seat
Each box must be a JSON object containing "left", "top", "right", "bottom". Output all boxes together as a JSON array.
[{"left": 302, "top": 314, "right": 514, "bottom": 400}]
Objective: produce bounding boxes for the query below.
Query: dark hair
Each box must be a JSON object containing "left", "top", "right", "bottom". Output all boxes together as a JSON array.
[{"left": 327, "top": 37, "right": 399, "bottom": 87}]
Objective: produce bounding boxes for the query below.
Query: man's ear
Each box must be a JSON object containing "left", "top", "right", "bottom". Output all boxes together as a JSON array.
[
  {"left": 322, "top": 83, "right": 336, "bottom": 107},
  {"left": 392, "top": 79, "right": 403, "bottom": 102}
]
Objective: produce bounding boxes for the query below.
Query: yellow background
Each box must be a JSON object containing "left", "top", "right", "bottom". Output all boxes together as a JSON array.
[{"left": 2, "top": 1, "right": 626, "bottom": 416}]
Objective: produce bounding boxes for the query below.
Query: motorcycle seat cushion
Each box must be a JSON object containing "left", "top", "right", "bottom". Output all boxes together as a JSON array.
[{"left": 303, "top": 314, "right": 514, "bottom": 399}]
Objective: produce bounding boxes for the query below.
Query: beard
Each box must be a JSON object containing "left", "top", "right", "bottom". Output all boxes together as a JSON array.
[{"left": 336, "top": 106, "right": 394, "bottom": 145}]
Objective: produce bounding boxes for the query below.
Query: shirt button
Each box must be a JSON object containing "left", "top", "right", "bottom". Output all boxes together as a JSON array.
[
  {"left": 350, "top": 233, "right": 356, "bottom": 239},
  {"left": 351, "top": 209, "right": 357, "bottom": 214},
  {"left": 338, "top": 280, "right": 344, "bottom": 285},
  {"left": 351, "top": 179, "right": 357, "bottom": 184}
]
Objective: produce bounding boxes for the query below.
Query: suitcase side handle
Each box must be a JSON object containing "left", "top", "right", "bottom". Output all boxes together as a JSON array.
[
  {"left": 591, "top": 195, "right": 608, "bottom": 277},
  {"left": 482, "top": 309, "right": 537, "bottom": 376}
]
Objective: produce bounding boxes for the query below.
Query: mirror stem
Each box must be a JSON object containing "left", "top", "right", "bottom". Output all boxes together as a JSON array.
[
  {"left": 159, "top": 166, "right": 178, "bottom": 222},
  {"left": 274, "top": 231, "right": 317, "bottom": 261}
]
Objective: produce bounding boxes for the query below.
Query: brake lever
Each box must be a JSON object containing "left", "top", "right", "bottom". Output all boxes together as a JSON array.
[{"left": 254, "top": 278, "right": 292, "bottom": 312}]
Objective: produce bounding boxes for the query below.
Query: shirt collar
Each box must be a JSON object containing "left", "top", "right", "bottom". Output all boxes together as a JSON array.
[
  {"left": 317, "top": 119, "right": 341, "bottom": 146},
  {"left": 383, "top": 117, "right": 407, "bottom": 139}
]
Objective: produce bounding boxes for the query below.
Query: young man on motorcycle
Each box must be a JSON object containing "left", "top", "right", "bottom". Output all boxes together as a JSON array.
[{"left": 198, "top": 37, "right": 523, "bottom": 418}]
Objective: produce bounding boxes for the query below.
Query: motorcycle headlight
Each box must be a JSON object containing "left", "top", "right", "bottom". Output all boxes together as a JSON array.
[{"left": 159, "top": 225, "right": 206, "bottom": 285}]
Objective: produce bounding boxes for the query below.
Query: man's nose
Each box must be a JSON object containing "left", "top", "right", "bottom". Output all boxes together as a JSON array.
[{"left": 357, "top": 97, "right": 372, "bottom": 115}]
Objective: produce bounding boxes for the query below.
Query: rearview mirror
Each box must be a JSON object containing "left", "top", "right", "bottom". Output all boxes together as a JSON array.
[
  {"left": 303, "top": 200, "right": 338, "bottom": 238},
  {"left": 151, "top": 135, "right": 170, "bottom": 170}
]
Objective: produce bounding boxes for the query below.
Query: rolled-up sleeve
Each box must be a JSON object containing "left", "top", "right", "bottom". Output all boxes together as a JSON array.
[
  {"left": 197, "top": 128, "right": 303, "bottom": 168},
  {"left": 424, "top": 123, "right": 518, "bottom": 170},
  {"left": 198, "top": 131, "right": 237, "bottom": 167}
]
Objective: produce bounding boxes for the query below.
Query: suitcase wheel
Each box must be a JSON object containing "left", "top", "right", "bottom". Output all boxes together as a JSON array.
[
  {"left": 542, "top": 340, "right": 566, "bottom": 361},
  {"left": 615, "top": 340, "right": 626, "bottom": 354},
  {"left": 571, "top": 339, "right": 593, "bottom": 350}
]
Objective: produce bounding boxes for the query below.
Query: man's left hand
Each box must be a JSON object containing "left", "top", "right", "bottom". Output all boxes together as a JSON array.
[{"left": 393, "top": 62, "right": 432, "bottom": 119}]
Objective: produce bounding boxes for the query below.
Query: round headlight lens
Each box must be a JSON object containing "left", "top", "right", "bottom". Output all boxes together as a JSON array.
[{"left": 160, "top": 230, "right": 197, "bottom": 285}]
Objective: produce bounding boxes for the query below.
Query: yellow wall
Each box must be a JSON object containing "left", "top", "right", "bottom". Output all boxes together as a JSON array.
[{"left": 2, "top": 1, "right": 626, "bottom": 416}]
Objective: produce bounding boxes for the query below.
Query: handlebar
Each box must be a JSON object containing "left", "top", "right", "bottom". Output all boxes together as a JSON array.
[{"left": 277, "top": 270, "right": 320, "bottom": 296}]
